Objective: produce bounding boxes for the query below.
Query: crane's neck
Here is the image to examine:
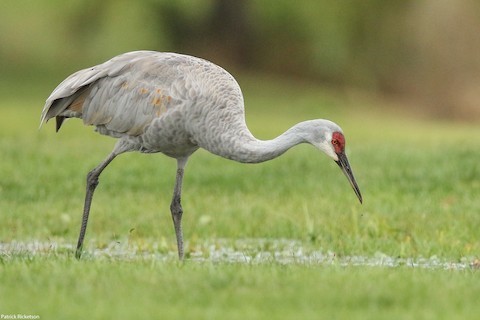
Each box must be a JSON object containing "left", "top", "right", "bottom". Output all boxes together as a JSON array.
[{"left": 201, "top": 122, "right": 308, "bottom": 164}]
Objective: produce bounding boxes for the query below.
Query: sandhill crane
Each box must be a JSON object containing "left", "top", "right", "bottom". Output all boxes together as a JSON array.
[{"left": 40, "top": 51, "right": 362, "bottom": 259}]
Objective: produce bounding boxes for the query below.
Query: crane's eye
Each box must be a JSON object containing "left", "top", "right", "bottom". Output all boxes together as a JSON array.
[{"left": 331, "top": 132, "right": 345, "bottom": 153}]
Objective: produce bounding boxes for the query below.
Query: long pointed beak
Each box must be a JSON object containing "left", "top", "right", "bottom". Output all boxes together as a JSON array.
[{"left": 335, "top": 152, "right": 363, "bottom": 204}]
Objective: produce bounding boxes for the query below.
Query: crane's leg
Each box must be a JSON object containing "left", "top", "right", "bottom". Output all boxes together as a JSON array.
[
  {"left": 170, "top": 158, "right": 188, "bottom": 260},
  {"left": 75, "top": 142, "right": 128, "bottom": 259}
]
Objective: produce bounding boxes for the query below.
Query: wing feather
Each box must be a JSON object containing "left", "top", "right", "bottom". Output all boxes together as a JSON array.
[{"left": 40, "top": 51, "right": 185, "bottom": 135}]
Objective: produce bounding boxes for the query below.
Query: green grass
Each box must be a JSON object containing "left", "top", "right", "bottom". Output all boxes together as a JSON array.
[
  {"left": 1, "top": 75, "right": 480, "bottom": 319},
  {"left": 1, "top": 256, "right": 479, "bottom": 320}
]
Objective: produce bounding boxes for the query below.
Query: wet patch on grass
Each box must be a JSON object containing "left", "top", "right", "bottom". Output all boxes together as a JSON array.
[{"left": 1, "top": 239, "right": 478, "bottom": 270}]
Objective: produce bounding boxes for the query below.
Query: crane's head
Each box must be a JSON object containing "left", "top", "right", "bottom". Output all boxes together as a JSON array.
[
  {"left": 330, "top": 131, "right": 362, "bottom": 204},
  {"left": 303, "top": 120, "right": 362, "bottom": 204}
]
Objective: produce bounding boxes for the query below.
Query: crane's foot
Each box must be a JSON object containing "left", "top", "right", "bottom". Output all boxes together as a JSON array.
[{"left": 75, "top": 246, "right": 83, "bottom": 260}]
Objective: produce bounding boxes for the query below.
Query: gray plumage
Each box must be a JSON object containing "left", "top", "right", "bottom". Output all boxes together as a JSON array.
[{"left": 41, "top": 51, "right": 362, "bottom": 259}]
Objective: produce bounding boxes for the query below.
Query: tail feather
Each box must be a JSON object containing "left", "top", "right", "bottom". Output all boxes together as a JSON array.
[
  {"left": 40, "top": 61, "right": 112, "bottom": 130},
  {"left": 40, "top": 87, "right": 89, "bottom": 131},
  {"left": 56, "top": 116, "right": 66, "bottom": 132}
]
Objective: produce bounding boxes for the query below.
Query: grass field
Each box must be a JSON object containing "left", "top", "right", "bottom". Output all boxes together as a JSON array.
[{"left": 1, "top": 74, "right": 479, "bottom": 319}]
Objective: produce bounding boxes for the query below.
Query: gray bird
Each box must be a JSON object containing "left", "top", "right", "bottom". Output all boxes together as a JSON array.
[{"left": 40, "top": 51, "right": 362, "bottom": 259}]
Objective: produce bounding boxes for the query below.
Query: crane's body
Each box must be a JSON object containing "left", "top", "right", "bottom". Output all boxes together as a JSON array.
[{"left": 41, "top": 51, "right": 362, "bottom": 259}]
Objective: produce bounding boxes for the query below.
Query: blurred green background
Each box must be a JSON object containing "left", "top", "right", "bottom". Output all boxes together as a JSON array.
[
  {"left": 1, "top": 2, "right": 480, "bottom": 318},
  {"left": 1, "top": 0, "right": 480, "bottom": 120}
]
